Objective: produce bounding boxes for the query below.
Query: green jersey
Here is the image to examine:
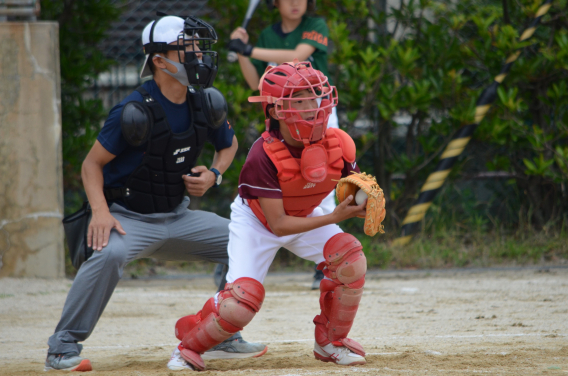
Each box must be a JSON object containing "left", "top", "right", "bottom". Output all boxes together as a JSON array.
[{"left": 252, "top": 16, "right": 332, "bottom": 84}]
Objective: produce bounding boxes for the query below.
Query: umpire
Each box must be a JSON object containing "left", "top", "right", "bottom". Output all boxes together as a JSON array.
[{"left": 45, "top": 15, "right": 266, "bottom": 372}]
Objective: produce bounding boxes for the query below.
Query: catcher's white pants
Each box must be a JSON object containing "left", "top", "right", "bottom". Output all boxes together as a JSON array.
[
  {"left": 225, "top": 196, "right": 343, "bottom": 284},
  {"left": 318, "top": 107, "right": 339, "bottom": 215}
]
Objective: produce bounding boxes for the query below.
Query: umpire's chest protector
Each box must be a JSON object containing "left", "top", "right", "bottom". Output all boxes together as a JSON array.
[{"left": 120, "top": 87, "right": 211, "bottom": 214}]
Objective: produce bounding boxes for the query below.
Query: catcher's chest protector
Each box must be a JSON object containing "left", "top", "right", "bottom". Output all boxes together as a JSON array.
[
  {"left": 122, "top": 87, "right": 209, "bottom": 214},
  {"left": 248, "top": 129, "right": 348, "bottom": 229}
]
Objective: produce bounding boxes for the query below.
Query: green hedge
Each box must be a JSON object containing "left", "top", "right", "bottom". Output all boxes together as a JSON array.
[{"left": 46, "top": 0, "right": 568, "bottom": 238}]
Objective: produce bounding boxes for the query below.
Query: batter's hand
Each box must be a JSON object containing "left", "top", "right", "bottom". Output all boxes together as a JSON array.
[
  {"left": 230, "top": 27, "right": 249, "bottom": 43},
  {"left": 331, "top": 195, "right": 367, "bottom": 223},
  {"left": 228, "top": 38, "right": 253, "bottom": 57},
  {"left": 87, "top": 210, "right": 126, "bottom": 251},
  {"left": 183, "top": 165, "right": 216, "bottom": 196}
]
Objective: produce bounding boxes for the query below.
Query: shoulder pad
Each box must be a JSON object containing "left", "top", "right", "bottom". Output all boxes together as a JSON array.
[
  {"left": 328, "top": 128, "right": 356, "bottom": 163},
  {"left": 201, "top": 87, "right": 228, "bottom": 130},
  {"left": 120, "top": 101, "right": 152, "bottom": 147}
]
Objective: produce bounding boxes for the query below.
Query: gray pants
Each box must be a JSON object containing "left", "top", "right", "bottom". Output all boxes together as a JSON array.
[{"left": 47, "top": 197, "right": 229, "bottom": 355}]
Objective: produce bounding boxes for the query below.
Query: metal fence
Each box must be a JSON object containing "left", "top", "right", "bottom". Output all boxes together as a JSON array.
[
  {"left": 0, "top": 0, "right": 39, "bottom": 21},
  {"left": 94, "top": 0, "right": 208, "bottom": 109}
]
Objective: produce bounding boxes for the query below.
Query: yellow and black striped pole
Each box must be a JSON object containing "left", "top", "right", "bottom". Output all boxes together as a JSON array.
[{"left": 393, "top": 0, "right": 553, "bottom": 246}]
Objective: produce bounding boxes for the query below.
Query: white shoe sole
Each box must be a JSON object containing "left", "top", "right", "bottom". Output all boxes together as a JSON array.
[
  {"left": 44, "top": 359, "right": 92, "bottom": 372},
  {"left": 201, "top": 346, "right": 268, "bottom": 360},
  {"left": 167, "top": 364, "right": 193, "bottom": 371}
]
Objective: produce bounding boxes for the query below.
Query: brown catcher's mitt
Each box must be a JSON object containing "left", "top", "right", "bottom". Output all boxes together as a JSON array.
[{"left": 336, "top": 172, "right": 386, "bottom": 236}]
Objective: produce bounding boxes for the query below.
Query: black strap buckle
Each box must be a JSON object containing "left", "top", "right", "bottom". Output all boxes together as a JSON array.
[{"left": 103, "top": 187, "right": 130, "bottom": 201}]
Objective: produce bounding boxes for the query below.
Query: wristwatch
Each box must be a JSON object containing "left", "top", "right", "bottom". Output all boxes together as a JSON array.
[{"left": 210, "top": 168, "right": 222, "bottom": 187}]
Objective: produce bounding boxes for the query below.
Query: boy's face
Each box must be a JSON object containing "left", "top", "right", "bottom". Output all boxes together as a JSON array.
[
  {"left": 276, "top": 0, "right": 308, "bottom": 21},
  {"left": 287, "top": 89, "right": 318, "bottom": 121}
]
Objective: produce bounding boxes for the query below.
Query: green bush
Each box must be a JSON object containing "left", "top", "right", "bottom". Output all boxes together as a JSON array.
[
  {"left": 45, "top": 0, "right": 568, "bottom": 274},
  {"left": 200, "top": 0, "right": 568, "bottom": 233}
]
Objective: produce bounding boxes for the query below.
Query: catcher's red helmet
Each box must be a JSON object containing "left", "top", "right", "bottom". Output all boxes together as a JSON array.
[{"left": 249, "top": 60, "right": 338, "bottom": 143}]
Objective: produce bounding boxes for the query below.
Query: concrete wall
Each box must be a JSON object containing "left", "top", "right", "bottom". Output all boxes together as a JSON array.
[{"left": 0, "top": 22, "right": 64, "bottom": 278}]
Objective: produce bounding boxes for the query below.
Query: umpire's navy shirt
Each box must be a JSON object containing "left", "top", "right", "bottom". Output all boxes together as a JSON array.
[{"left": 97, "top": 80, "right": 234, "bottom": 189}]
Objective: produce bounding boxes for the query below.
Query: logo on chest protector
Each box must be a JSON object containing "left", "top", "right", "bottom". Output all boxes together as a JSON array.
[
  {"left": 303, "top": 182, "right": 316, "bottom": 189},
  {"left": 173, "top": 146, "right": 191, "bottom": 156},
  {"left": 176, "top": 157, "right": 185, "bottom": 164}
]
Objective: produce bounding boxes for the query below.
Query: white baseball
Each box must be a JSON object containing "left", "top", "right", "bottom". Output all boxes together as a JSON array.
[{"left": 355, "top": 189, "right": 368, "bottom": 205}]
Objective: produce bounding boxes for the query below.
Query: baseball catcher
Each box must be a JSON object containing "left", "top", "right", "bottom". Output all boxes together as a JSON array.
[{"left": 172, "top": 60, "right": 386, "bottom": 371}]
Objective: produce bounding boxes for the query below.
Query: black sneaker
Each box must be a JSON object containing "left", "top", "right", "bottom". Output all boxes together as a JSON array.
[
  {"left": 213, "top": 264, "right": 225, "bottom": 288},
  {"left": 201, "top": 333, "right": 267, "bottom": 360},
  {"left": 44, "top": 353, "right": 92, "bottom": 372},
  {"left": 312, "top": 268, "right": 325, "bottom": 290}
]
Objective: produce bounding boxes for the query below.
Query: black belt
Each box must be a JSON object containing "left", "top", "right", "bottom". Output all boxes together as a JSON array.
[{"left": 103, "top": 187, "right": 130, "bottom": 201}]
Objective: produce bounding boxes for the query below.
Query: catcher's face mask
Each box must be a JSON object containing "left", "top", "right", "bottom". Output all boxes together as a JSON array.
[
  {"left": 249, "top": 60, "right": 338, "bottom": 145},
  {"left": 276, "top": 84, "right": 337, "bottom": 145}
]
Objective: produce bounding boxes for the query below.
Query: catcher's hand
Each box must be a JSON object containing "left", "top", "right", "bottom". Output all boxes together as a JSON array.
[{"left": 336, "top": 172, "right": 386, "bottom": 236}]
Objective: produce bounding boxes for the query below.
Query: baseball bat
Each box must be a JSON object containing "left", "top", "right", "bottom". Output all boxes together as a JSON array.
[{"left": 228, "top": 0, "right": 262, "bottom": 63}]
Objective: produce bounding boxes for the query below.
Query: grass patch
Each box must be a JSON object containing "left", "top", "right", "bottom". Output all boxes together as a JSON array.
[
  {"left": 362, "top": 229, "right": 568, "bottom": 269},
  {"left": 64, "top": 228, "right": 568, "bottom": 279}
]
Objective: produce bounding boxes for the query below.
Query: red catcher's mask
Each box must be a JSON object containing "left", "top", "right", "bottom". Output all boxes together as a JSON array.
[{"left": 249, "top": 59, "right": 338, "bottom": 144}]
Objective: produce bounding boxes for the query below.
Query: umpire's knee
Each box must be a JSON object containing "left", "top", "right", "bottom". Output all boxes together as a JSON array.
[{"left": 87, "top": 237, "right": 128, "bottom": 270}]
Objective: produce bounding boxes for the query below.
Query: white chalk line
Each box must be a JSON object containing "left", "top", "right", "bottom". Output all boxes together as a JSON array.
[{"left": 391, "top": 332, "right": 567, "bottom": 340}]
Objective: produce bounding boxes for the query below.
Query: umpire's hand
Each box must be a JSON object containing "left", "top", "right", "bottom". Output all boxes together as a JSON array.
[
  {"left": 183, "top": 165, "right": 216, "bottom": 197},
  {"left": 87, "top": 211, "right": 127, "bottom": 251}
]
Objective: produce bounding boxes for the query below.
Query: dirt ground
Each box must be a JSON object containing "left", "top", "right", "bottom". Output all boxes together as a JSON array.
[{"left": 1, "top": 267, "right": 567, "bottom": 376}]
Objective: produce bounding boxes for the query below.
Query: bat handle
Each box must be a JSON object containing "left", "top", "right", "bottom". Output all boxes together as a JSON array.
[{"left": 227, "top": 17, "right": 251, "bottom": 63}]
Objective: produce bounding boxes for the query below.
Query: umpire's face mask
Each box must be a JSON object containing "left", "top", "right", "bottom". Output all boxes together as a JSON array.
[{"left": 155, "top": 54, "right": 193, "bottom": 87}]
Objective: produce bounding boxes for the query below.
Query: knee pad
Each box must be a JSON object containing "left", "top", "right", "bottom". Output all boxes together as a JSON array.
[
  {"left": 320, "top": 233, "right": 366, "bottom": 289},
  {"left": 217, "top": 277, "right": 264, "bottom": 328},
  {"left": 180, "top": 277, "right": 265, "bottom": 354}
]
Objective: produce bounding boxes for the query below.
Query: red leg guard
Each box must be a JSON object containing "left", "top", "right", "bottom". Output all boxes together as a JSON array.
[
  {"left": 176, "top": 277, "right": 265, "bottom": 370},
  {"left": 314, "top": 233, "right": 366, "bottom": 357},
  {"left": 175, "top": 310, "right": 202, "bottom": 341},
  {"left": 319, "top": 233, "right": 366, "bottom": 289}
]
